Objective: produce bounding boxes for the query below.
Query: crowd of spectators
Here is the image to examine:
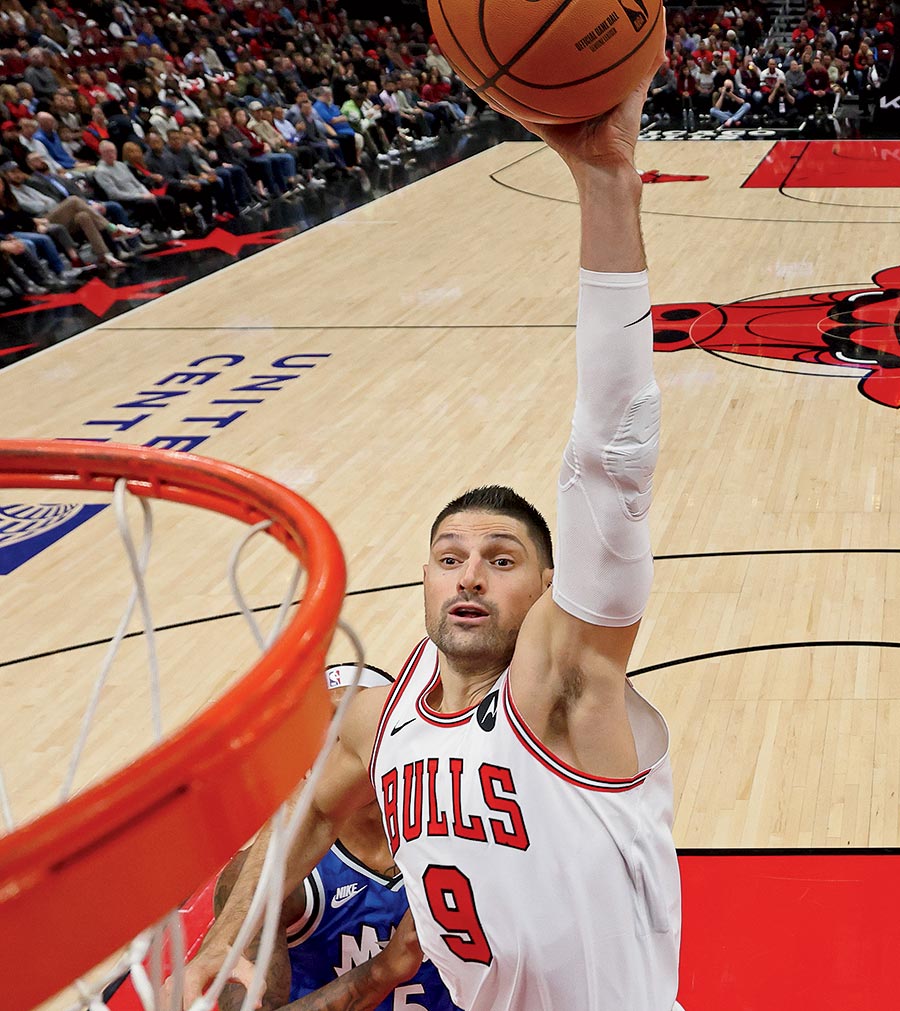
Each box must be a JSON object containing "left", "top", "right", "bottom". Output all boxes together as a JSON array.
[
  {"left": 0, "top": 0, "right": 484, "bottom": 302},
  {"left": 2, "top": 0, "right": 895, "bottom": 303},
  {"left": 645, "top": 1, "right": 897, "bottom": 134}
]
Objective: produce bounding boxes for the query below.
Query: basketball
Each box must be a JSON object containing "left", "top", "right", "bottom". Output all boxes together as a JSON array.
[{"left": 427, "top": 0, "right": 666, "bottom": 124}]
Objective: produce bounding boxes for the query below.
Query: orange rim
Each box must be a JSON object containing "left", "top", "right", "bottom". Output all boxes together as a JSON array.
[{"left": 0, "top": 440, "right": 346, "bottom": 1011}]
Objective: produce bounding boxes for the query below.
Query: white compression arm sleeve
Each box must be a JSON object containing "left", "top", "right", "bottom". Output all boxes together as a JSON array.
[{"left": 552, "top": 268, "right": 660, "bottom": 627}]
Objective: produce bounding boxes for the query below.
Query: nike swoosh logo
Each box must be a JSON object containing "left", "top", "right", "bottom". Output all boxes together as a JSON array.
[
  {"left": 390, "top": 717, "right": 416, "bottom": 736},
  {"left": 331, "top": 885, "right": 367, "bottom": 909}
]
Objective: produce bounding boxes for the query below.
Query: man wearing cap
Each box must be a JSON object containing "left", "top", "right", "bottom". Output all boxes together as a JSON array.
[
  {"left": 149, "top": 99, "right": 181, "bottom": 138},
  {"left": 0, "top": 120, "right": 29, "bottom": 169},
  {"left": 212, "top": 665, "right": 460, "bottom": 1011}
]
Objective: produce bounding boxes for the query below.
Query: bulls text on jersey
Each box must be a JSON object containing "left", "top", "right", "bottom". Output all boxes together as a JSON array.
[{"left": 379, "top": 757, "right": 530, "bottom": 855}]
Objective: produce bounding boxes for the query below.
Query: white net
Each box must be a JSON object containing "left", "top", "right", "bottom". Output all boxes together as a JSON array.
[{"left": 0, "top": 476, "right": 361, "bottom": 1011}]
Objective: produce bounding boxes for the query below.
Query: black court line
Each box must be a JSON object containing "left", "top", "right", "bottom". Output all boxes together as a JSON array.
[
  {"left": 628, "top": 639, "right": 900, "bottom": 678},
  {"left": 779, "top": 187, "right": 900, "bottom": 211},
  {"left": 0, "top": 579, "right": 422, "bottom": 671},
  {"left": 738, "top": 139, "right": 794, "bottom": 189},
  {"left": 657, "top": 546, "right": 900, "bottom": 559},
  {"left": 776, "top": 139, "right": 900, "bottom": 211},
  {"left": 7, "top": 547, "right": 900, "bottom": 672},
  {"left": 490, "top": 143, "right": 900, "bottom": 224}
]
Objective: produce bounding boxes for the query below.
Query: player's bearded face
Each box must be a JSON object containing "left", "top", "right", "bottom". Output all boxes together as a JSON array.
[{"left": 424, "top": 512, "right": 548, "bottom": 671}]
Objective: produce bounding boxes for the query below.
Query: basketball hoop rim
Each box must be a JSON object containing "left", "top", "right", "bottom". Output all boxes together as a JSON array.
[{"left": 0, "top": 440, "right": 346, "bottom": 1011}]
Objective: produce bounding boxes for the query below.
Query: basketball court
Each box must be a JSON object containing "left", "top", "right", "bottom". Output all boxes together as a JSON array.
[{"left": 2, "top": 138, "right": 900, "bottom": 1008}]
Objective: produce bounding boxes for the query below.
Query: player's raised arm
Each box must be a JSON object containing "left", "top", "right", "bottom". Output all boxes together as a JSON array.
[
  {"left": 179, "top": 686, "right": 386, "bottom": 1007},
  {"left": 512, "top": 62, "right": 662, "bottom": 778}
]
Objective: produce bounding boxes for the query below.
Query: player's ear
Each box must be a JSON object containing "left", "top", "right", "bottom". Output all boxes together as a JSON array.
[{"left": 542, "top": 566, "right": 553, "bottom": 590}]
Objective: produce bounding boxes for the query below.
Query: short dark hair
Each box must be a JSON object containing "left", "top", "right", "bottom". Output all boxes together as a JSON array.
[{"left": 430, "top": 486, "right": 553, "bottom": 569}]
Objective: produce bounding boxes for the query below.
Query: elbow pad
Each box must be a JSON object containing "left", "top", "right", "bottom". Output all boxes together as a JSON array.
[{"left": 552, "top": 269, "right": 660, "bottom": 627}]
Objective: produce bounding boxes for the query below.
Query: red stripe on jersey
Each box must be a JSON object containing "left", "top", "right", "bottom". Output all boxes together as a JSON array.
[
  {"left": 502, "top": 678, "right": 650, "bottom": 792},
  {"left": 415, "top": 664, "right": 476, "bottom": 727},
  {"left": 368, "top": 638, "right": 428, "bottom": 786}
]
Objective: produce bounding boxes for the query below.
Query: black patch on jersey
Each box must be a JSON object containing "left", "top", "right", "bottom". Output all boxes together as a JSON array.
[{"left": 476, "top": 690, "right": 499, "bottom": 732}]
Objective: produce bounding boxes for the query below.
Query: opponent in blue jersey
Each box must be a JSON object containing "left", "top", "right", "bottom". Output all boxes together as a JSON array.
[{"left": 215, "top": 664, "right": 457, "bottom": 1011}]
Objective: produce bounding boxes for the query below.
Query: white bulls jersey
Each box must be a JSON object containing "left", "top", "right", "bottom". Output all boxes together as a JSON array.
[{"left": 369, "top": 638, "right": 681, "bottom": 1011}]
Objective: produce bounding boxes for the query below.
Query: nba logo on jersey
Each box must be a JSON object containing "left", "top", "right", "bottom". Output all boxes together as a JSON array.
[
  {"left": 327, "top": 668, "right": 343, "bottom": 689},
  {"left": 0, "top": 503, "right": 107, "bottom": 575}
]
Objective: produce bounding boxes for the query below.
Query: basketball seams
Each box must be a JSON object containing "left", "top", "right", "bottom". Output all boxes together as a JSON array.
[
  {"left": 432, "top": 0, "right": 662, "bottom": 122},
  {"left": 483, "top": 84, "right": 577, "bottom": 120},
  {"left": 475, "top": 0, "right": 582, "bottom": 94},
  {"left": 501, "top": 1, "right": 663, "bottom": 90},
  {"left": 436, "top": 0, "right": 498, "bottom": 87}
]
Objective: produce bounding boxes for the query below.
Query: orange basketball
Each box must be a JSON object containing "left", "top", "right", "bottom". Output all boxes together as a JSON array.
[{"left": 427, "top": 0, "right": 666, "bottom": 124}]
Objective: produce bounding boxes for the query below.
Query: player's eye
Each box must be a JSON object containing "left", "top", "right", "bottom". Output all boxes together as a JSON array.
[
  {"left": 493, "top": 557, "right": 513, "bottom": 567},
  {"left": 439, "top": 556, "right": 459, "bottom": 566}
]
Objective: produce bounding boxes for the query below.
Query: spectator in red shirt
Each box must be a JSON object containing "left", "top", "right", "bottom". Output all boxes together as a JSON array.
[
  {"left": 806, "top": 57, "right": 831, "bottom": 104},
  {"left": 676, "top": 57, "right": 699, "bottom": 129},
  {"left": 81, "top": 106, "right": 110, "bottom": 156},
  {"left": 793, "top": 19, "right": 815, "bottom": 44},
  {"left": 0, "top": 85, "right": 29, "bottom": 123},
  {"left": 75, "top": 71, "right": 98, "bottom": 109}
]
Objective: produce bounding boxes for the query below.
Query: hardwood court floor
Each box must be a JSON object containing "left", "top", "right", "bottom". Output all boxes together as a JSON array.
[{"left": 4, "top": 141, "right": 900, "bottom": 1008}]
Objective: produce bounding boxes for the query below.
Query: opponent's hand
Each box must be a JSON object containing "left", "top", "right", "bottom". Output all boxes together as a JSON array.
[
  {"left": 164, "top": 949, "right": 261, "bottom": 1009},
  {"left": 377, "top": 909, "right": 424, "bottom": 984}
]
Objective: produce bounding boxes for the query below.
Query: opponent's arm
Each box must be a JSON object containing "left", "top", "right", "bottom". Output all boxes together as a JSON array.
[
  {"left": 181, "top": 688, "right": 386, "bottom": 1006},
  {"left": 283, "top": 910, "right": 423, "bottom": 1011}
]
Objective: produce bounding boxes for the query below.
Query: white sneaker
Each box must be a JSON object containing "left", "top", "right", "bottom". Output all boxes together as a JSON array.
[{"left": 376, "top": 152, "right": 391, "bottom": 163}]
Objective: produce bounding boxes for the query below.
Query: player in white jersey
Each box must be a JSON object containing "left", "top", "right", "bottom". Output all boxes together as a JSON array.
[{"left": 181, "top": 44, "right": 682, "bottom": 1011}]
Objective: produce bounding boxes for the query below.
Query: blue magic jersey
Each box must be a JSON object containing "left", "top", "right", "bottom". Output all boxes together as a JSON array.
[{"left": 287, "top": 842, "right": 460, "bottom": 1011}]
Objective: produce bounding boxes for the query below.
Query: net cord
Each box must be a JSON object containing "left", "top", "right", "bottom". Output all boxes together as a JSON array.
[
  {"left": 59, "top": 480, "right": 158, "bottom": 804},
  {"left": 227, "top": 520, "right": 302, "bottom": 652},
  {"left": 181, "top": 521, "right": 365, "bottom": 1011},
  {"left": 190, "top": 640, "right": 365, "bottom": 1011},
  {"left": 69, "top": 479, "right": 166, "bottom": 1005},
  {"left": 8, "top": 474, "right": 358, "bottom": 1011}
]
